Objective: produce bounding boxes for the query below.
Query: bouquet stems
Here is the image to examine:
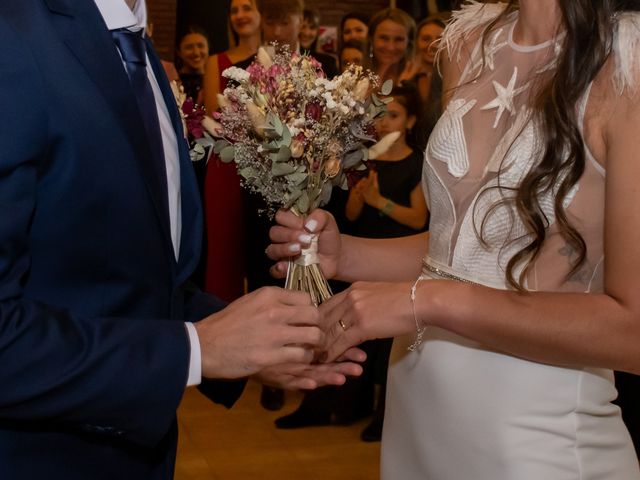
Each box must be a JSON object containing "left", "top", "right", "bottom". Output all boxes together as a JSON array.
[{"left": 284, "top": 212, "right": 332, "bottom": 306}]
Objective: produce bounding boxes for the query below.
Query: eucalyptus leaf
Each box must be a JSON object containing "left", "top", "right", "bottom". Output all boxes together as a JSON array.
[
  {"left": 239, "top": 166, "right": 256, "bottom": 179},
  {"left": 265, "top": 140, "right": 280, "bottom": 151},
  {"left": 381, "top": 79, "right": 393, "bottom": 95},
  {"left": 195, "top": 137, "right": 214, "bottom": 148},
  {"left": 296, "top": 190, "right": 310, "bottom": 214},
  {"left": 189, "top": 143, "right": 206, "bottom": 162},
  {"left": 343, "top": 149, "right": 364, "bottom": 169},
  {"left": 281, "top": 125, "right": 292, "bottom": 146},
  {"left": 213, "top": 139, "right": 230, "bottom": 155},
  {"left": 264, "top": 129, "right": 280, "bottom": 141},
  {"left": 267, "top": 113, "right": 284, "bottom": 137},
  {"left": 319, "top": 182, "right": 333, "bottom": 206},
  {"left": 284, "top": 189, "right": 303, "bottom": 209},
  {"left": 349, "top": 123, "right": 376, "bottom": 142},
  {"left": 220, "top": 145, "right": 236, "bottom": 163},
  {"left": 275, "top": 146, "right": 291, "bottom": 162},
  {"left": 286, "top": 172, "right": 308, "bottom": 185},
  {"left": 272, "top": 162, "right": 296, "bottom": 176}
]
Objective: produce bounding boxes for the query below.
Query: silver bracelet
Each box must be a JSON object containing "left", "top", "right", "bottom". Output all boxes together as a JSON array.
[{"left": 408, "top": 277, "right": 426, "bottom": 352}]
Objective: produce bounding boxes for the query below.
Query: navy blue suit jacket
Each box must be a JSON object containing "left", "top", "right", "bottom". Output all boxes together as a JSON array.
[{"left": 0, "top": 1, "right": 242, "bottom": 478}]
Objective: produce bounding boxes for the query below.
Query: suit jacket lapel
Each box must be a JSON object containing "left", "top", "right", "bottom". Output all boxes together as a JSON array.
[
  {"left": 145, "top": 39, "right": 203, "bottom": 283},
  {"left": 44, "top": 0, "right": 174, "bottom": 256}
]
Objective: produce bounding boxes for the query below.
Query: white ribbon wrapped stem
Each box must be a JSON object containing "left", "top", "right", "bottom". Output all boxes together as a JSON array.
[{"left": 294, "top": 235, "right": 320, "bottom": 267}]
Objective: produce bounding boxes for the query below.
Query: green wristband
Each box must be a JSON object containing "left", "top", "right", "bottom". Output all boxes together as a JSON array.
[{"left": 380, "top": 200, "right": 394, "bottom": 216}]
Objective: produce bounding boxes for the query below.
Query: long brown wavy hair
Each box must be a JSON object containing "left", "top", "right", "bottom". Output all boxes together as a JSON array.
[{"left": 471, "top": 0, "right": 637, "bottom": 290}]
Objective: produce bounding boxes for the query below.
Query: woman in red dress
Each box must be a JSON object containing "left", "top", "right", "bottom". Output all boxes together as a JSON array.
[{"left": 200, "top": 0, "right": 260, "bottom": 302}]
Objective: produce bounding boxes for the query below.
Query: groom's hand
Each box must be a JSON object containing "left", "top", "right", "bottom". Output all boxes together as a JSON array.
[
  {"left": 195, "top": 287, "right": 324, "bottom": 379},
  {"left": 253, "top": 347, "right": 366, "bottom": 390}
]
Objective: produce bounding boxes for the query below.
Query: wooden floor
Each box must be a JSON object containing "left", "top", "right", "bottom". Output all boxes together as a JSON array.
[{"left": 175, "top": 381, "right": 380, "bottom": 480}]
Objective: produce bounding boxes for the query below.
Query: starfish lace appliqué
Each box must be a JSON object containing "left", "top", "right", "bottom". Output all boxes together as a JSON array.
[{"left": 480, "top": 67, "right": 527, "bottom": 128}]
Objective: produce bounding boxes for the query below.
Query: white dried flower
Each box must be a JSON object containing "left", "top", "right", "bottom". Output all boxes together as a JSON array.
[
  {"left": 246, "top": 102, "right": 267, "bottom": 137},
  {"left": 254, "top": 91, "right": 268, "bottom": 108},
  {"left": 170, "top": 80, "right": 186, "bottom": 107},
  {"left": 257, "top": 47, "right": 273, "bottom": 68},
  {"left": 288, "top": 125, "right": 301, "bottom": 137},
  {"left": 324, "top": 80, "right": 337, "bottom": 91},
  {"left": 217, "top": 93, "right": 231, "bottom": 110},
  {"left": 222, "top": 66, "right": 250, "bottom": 83},
  {"left": 353, "top": 78, "right": 370, "bottom": 102},
  {"left": 368, "top": 131, "right": 401, "bottom": 159},
  {"left": 322, "top": 92, "right": 336, "bottom": 109}
]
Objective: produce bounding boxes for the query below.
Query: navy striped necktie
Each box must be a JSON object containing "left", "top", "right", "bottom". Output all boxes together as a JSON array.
[{"left": 111, "top": 28, "right": 168, "bottom": 194}]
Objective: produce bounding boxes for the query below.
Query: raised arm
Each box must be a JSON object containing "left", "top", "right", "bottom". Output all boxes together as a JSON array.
[
  {"left": 324, "top": 67, "right": 640, "bottom": 374},
  {"left": 267, "top": 209, "right": 429, "bottom": 284}
]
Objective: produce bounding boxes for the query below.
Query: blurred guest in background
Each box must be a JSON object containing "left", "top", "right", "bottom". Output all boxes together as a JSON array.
[
  {"left": 339, "top": 39, "right": 368, "bottom": 72},
  {"left": 368, "top": 8, "right": 416, "bottom": 85},
  {"left": 300, "top": 8, "right": 320, "bottom": 51},
  {"left": 340, "top": 11, "right": 370, "bottom": 47},
  {"left": 409, "top": 14, "right": 448, "bottom": 104},
  {"left": 175, "top": 25, "right": 210, "bottom": 103},
  {"left": 202, "top": 0, "right": 261, "bottom": 115}
]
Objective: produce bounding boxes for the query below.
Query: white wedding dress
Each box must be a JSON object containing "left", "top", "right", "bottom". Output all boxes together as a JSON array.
[{"left": 382, "top": 5, "right": 640, "bottom": 479}]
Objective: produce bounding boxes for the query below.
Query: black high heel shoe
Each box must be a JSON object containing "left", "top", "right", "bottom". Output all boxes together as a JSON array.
[{"left": 260, "top": 386, "right": 284, "bottom": 411}]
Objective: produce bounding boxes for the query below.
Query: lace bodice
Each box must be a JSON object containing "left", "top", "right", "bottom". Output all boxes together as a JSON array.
[{"left": 424, "top": 5, "right": 606, "bottom": 293}]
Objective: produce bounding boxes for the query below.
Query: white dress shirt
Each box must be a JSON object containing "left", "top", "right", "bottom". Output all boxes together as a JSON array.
[{"left": 93, "top": 0, "right": 201, "bottom": 386}]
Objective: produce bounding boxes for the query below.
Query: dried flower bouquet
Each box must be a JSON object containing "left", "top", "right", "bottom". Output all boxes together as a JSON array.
[{"left": 208, "top": 45, "right": 393, "bottom": 305}]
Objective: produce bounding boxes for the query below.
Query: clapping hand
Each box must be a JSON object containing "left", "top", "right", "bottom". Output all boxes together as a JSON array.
[{"left": 361, "top": 171, "right": 383, "bottom": 208}]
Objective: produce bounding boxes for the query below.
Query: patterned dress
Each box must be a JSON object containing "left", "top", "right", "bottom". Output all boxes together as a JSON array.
[{"left": 381, "top": 4, "right": 640, "bottom": 479}]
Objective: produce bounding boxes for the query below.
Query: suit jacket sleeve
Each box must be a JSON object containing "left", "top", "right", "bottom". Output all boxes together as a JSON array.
[
  {"left": 0, "top": 14, "right": 188, "bottom": 450},
  {"left": 182, "top": 285, "right": 247, "bottom": 407}
]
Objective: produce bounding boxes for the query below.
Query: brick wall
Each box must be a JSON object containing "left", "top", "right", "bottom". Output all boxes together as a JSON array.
[
  {"left": 147, "top": 0, "right": 177, "bottom": 61},
  {"left": 306, "top": 0, "right": 390, "bottom": 26}
]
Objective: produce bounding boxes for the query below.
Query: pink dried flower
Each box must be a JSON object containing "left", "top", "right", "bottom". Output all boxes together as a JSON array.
[
  {"left": 305, "top": 102, "right": 323, "bottom": 121},
  {"left": 181, "top": 98, "right": 206, "bottom": 139}
]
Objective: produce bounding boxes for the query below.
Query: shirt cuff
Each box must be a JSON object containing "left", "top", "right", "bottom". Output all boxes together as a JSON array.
[{"left": 184, "top": 322, "right": 202, "bottom": 387}]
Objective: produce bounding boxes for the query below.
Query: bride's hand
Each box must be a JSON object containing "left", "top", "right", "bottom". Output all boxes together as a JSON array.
[
  {"left": 266, "top": 209, "right": 342, "bottom": 280},
  {"left": 319, "top": 281, "right": 417, "bottom": 361}
]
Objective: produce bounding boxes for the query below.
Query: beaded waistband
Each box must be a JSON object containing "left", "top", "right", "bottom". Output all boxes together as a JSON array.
[
  {"left": 420, "top": 256, "right": 508, "bottom": 289},
  {"left": 421, "top": 260, "right": 479, "bottom": 285}
]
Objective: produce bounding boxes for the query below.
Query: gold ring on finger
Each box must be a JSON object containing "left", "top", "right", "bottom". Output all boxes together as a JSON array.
[{"left": 338, "top": 319, "right": 348, "bottom": 331}]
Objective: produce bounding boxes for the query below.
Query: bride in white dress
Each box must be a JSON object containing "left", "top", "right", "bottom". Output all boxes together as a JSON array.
[{"left": 268, "top": 1, "right": 640, "bottom": 478}]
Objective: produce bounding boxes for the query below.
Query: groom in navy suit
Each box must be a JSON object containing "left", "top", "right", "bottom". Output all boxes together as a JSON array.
[{"left": 0, "top": 1, "right": 361, "bottom": 478}]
